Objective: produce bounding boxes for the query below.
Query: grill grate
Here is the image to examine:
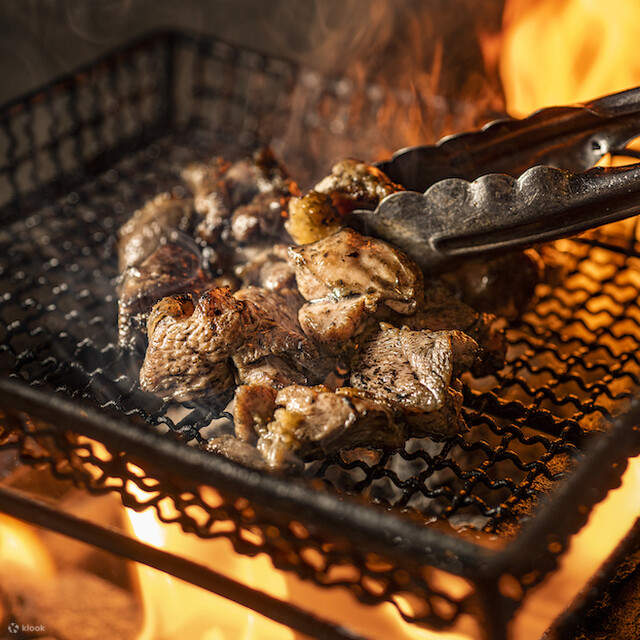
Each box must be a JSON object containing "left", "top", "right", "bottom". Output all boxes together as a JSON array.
[{"left": 0, "top": 31, "right": 640, "bottom": 638}]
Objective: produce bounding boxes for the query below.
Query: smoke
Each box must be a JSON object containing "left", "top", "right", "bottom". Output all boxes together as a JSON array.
[
  {"left": 64, "top": 0, "right": 135, "bottom": 45},
  {"left": 263, "top": 0, "right": 507, "bottom": 180}
]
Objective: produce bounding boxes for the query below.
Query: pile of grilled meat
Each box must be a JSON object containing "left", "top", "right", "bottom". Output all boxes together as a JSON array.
[{"left": 117, "top": 149, "right": 547, "bottom": 472}]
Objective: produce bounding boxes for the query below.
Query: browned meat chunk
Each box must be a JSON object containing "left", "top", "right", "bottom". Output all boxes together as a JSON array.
[
  {"left": 118, "top": 192, "right": 196, "bottom": 271},
  {"left": 349, "top": 325, "right": 478, "bottom": 437},
  {"left": 441, "top": 249, "right": 544, "bottom": 320},
  {"left": 287, "top": 192, "right": 342, "bottom": 246},
  {"left": 403, "top": 283, "right": 506, "bottom": 375},
  {"left": 118, "top": 237, "right": 209, "bottom": 349},
  {"left": 286, "top": 159, "right": 401, "bottom": 244},
  {"left": 253, "top": 385, "right": 400, "bottom": 469},
  {"left": 182, "top": 148, "right": 298, "bottom": 244},
  {"left": 232, "top": 287, "right": 332, "bottom": 388},
  {"left": 289, "top": 228, "right": 423, "bottom": 349},
  {"left": 230, "top": 189, "right": 293, "bottom": 244},
  {"left": 225, "top": 327, "right": 479, "bottom": 470},
  {"left": 314, "top": 159, "right": 402, "bottom": 210},
  {"left": 140, "top": 286, "right": 330, "bottom": 402},
  {"left": 140, "top": 288, "right": 250, "bottom": 401},
  {"left": 234, "top": 244, "right": 295, "bottom": 292}
]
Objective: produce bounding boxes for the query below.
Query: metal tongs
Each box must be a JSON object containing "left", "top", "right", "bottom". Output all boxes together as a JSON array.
[{"left": 352, "top": 86, "right": 640, "bottom": 272}]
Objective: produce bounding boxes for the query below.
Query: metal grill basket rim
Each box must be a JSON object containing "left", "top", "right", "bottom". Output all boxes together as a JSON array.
[{"left": 0, "top": 29, "right": 639, "bottom": 634}]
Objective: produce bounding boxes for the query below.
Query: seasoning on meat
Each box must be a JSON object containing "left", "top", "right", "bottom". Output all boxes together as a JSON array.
[
  {"left": 349, "top": 325, "right": 478, "bottom": 437},
  {"left": 286, "top": 159, "right": 401, "bottom": 244},
  {"left": 118, "top": 192, "right": 196, "bottom": 271},
  {"left": 289, "top": 228, "right": 423, "bottom": 348}
]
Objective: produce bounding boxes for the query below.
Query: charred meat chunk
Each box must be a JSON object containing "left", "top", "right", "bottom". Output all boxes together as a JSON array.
[
  {"left": 118, "top": 192, "right": 196, "bottom": 271},
  {"left": 182, "top": 148, "right": 298, "bottom": 244},
  {"left": 231, "top": 286, "right": 329, "bottom": 388},
  {"left": 286, "top": 159, "right": 401, "bottom": 244},
  {"left": 140, "top": 286, "right": 329, "bottom": 402},
  {"left": 252, "top": 384, "right": 400, "bottom": 470},
  {"left": 289, "top": 228, "right": 423, "bottom": 348},
  {"left": 350, "top": 325, "right": 478, "bottom": 437},
  {"left": 118, "top": 236, "right": 209, "bottom": 350},
  {"left": 140, "top": 288, "right": 249, "bottom": 402}
]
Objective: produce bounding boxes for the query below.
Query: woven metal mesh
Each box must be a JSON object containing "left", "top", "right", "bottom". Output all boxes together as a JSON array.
[{"left": 0, "top": 32, "right": 640, "bottom": 634}]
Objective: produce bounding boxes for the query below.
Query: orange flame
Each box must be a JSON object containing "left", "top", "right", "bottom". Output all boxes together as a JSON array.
[
  {"left": 123, "top": 478, "right": 472, "bottom": 640},
  {"left": 500, "top": 2, "right": 640, "bottom": 636},
  {"left": 500, "top": 0, "right": 640, "bottom": 117}
]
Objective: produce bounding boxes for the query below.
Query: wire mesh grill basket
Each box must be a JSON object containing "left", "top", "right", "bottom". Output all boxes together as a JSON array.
[{"left": 0, "top": 31, "right": 640, "bottom": 638}]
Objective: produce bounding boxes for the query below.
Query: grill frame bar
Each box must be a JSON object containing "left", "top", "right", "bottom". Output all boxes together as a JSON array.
[{"left": 0, "top": 29, "right": 639, "bottom": 640}]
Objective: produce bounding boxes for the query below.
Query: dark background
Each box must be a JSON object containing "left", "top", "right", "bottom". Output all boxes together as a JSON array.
[{"left": 0, "top": 0, "right": 505, "bottom": 107}]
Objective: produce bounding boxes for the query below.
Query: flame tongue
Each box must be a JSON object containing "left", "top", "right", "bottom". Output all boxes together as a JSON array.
[{"left": 501, "top": 0, "right": 640, "bottom": 116}]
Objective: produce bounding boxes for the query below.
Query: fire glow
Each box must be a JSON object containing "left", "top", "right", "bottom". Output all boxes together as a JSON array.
[{"left": 1, "top": 1, "right": 640, "bottom": 639}]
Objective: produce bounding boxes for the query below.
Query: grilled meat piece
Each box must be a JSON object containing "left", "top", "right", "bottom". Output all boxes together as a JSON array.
[
  {"left": 118, "top": 237, "right": 209, "bottom": 350},
  {"left": 441, "top": 249, "right": 544, "bottom": 320},
  {"left": 253, "top": 384, "right": 400, "bottom": 470},
  {"left": 117, "top": 192, "right": 196, "bottom": 271},
  {"left": 350, "top": 325, "right": 478, "bottom": 437},
  {"left": 314, "top": 159, "right": 402, "bottom": 209},
  {"left": 231, "top": 286, "right": 331, "bottom": 388},
  {"left": 181, "top": 155, "right": 230, "bottom": 243},
  {"left": 287, "top": 191, "right": 342, "bottom": 246},
  {"left": 140, "top": 286, "right": 329, "bottom": 402},
  {"left": 289, "top": 228, "right": 423, "bottom": 349},
  {"left": 140, "top": 288, "right": 248, "bottom": 401},
  {"left": 182, "top": 148, "right": 297, "bottom": 243},
  {"left": 403, "top": 282, "right": 506, "bottom": 375},
  {"left": 286, "top": 159, "right": 402, "bottom": 244},
  {"left": 230, "top": 188, "right": 294, "bottom": 245},
  {"left": 229, "top": 326, "right": 478, "bottom": 470},
  {"left": 234, "top": 244, "right": 295, "bottom": 292}
]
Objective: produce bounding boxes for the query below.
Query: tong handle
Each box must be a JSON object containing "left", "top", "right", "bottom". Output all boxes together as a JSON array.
[
  {"left": 377, "top": 86, "right": 640, "bottom": 193},
  {"left": 352, "top": 163, "right": 640, "bottom": 273}
]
